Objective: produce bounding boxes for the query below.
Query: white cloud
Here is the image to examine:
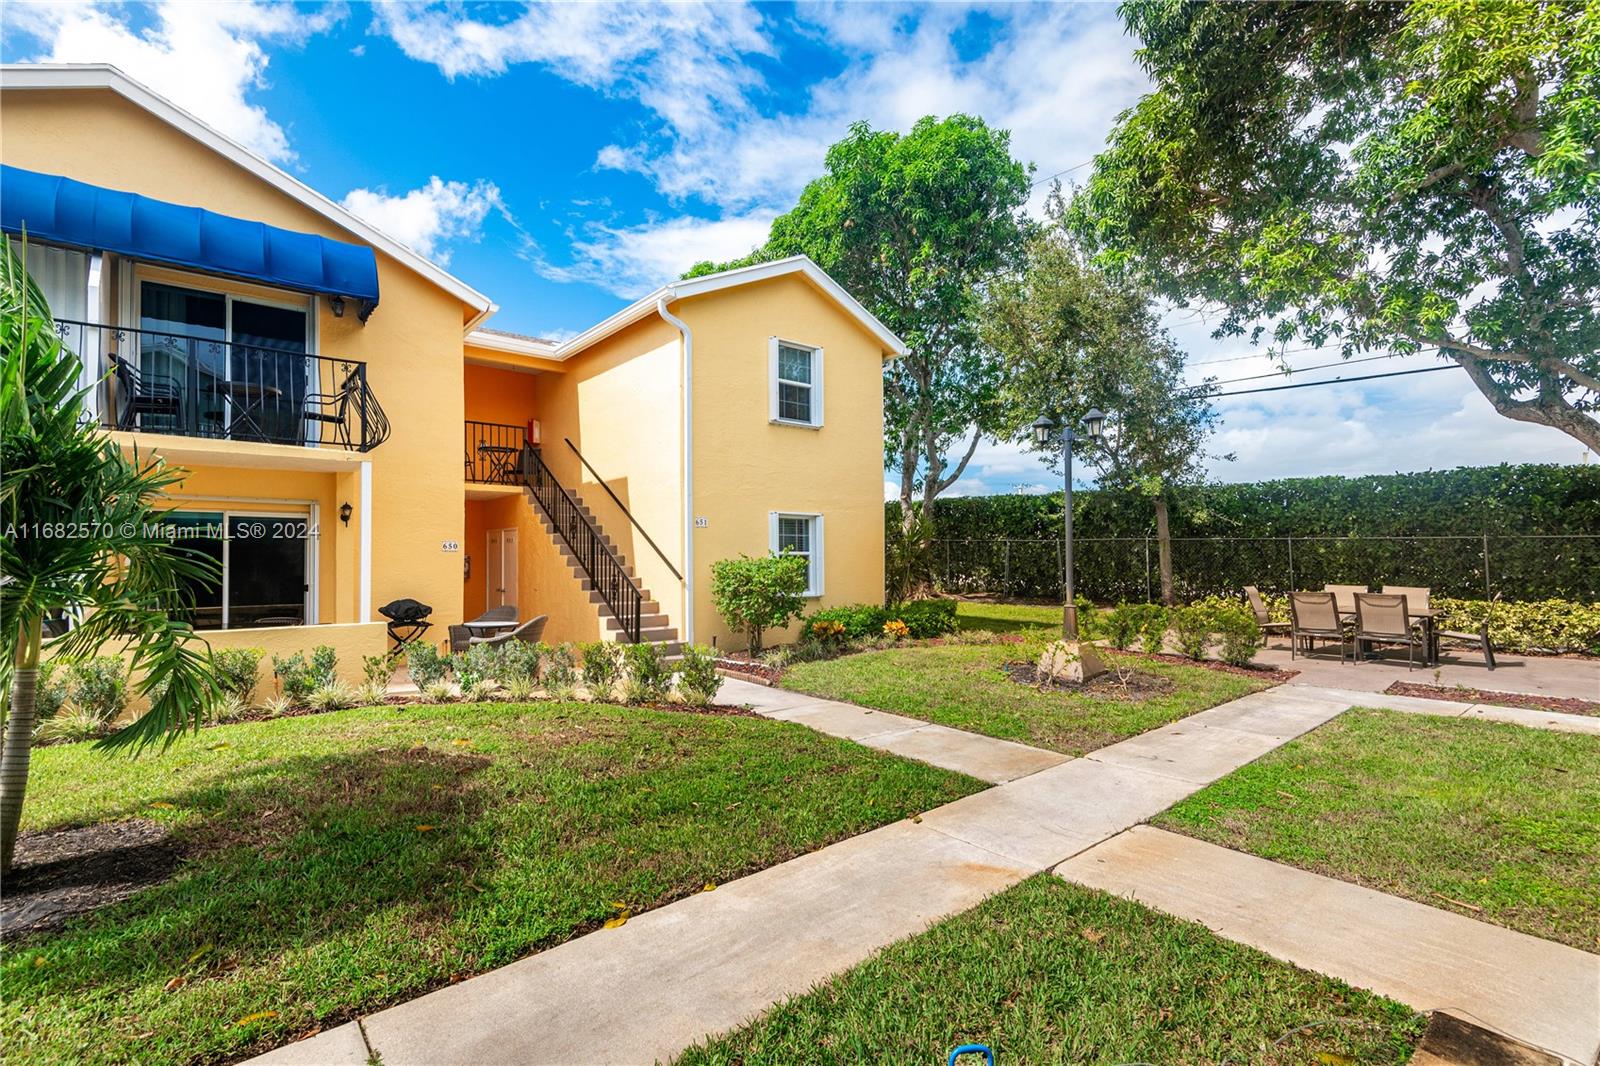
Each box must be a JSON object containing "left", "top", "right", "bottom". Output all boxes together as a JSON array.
[
  {"left": 340, "top": 177, "right": 505, "bottom": 263},
  {"left": 7, "top": 0, "right": 340, "bottom": 164},
  {"left": 532, "top": 212, "right": 777, "bottom": 298}
]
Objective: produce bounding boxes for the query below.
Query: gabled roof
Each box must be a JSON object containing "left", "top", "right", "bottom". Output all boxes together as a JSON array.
[
  {"left": 467, "top": 256, "right": 907, "bottom": 362},
  {"left": 0, "top": 63, "right": 495, "bottom": 326}
]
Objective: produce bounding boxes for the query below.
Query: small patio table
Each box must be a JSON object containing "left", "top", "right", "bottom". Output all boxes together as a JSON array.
[
  {"left": 478, "top": 443, "right": 520, "bottom": 484},
  {"left": 463, "top": 618, "right": 516, "bottom": 637},
  {"left": 205, "top": 379, "right": 282, "bottom": 441}
]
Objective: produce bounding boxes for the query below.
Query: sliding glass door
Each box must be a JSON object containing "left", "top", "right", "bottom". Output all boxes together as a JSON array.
[{"left": 163, "top": 509, "right": 311, "bottom": 630}]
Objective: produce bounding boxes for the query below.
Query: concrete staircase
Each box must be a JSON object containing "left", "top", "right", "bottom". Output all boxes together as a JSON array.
[{"left": 524, "top": 485, "right": 682, "bottom": 656}]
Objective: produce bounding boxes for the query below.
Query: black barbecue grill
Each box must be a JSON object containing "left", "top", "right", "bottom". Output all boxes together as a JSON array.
[{"left": 379, "top": 598, "right": 433, "bottom": 647}]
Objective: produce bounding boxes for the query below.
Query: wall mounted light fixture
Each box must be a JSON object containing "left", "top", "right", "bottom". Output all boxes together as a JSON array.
[
  {"left": 330, "top": 295, "right": 345, "bottom": 318},
  {"left": 339, "top": 501, "right": 353, "bottom": 526}
]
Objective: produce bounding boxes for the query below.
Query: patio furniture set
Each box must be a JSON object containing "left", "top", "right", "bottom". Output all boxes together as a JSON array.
[
  {"left": 1244, "top": 584, "right": 1494, "bottom": 670},
  {"left": 448, "top": 605, "right": 548, "bottom": 652}
]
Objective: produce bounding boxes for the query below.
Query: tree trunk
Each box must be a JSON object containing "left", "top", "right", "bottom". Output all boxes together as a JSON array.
[
  {"left": 1154, "top": 495, "right": 1175, "bottom": 607},
  {"left": 1, "top": 623, "right": 42, "bottom": 875}
]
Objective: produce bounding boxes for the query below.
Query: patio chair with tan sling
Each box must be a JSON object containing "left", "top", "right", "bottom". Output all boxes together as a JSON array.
[
  {"left": 1435, "top": 592, "right": 1497, "bottom": 670},
  {"left": 1324, "top": 584, "right": 1369, "bottom": 615},
  {"left": 1289, "top": 591, "right": 1348, "bottom": 663},
  {"left": 1353, "top": 593, "right": 1426, "bottom": 670},
  {"left": 1244, "top": 586, "right": 1292, "bottom": 646}
]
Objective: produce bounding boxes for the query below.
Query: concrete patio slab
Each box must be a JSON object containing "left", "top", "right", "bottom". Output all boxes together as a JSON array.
[
  {"left": 245, "top": 1022, "right": 369, "bottom": 1065},
  {"left": 356, "top": 819, "right": 1032, "bottom": 1066},
  {"left": 1257, "top": 643, "right": 1600, "bottom": 701},
  {"left": 1179, "top": 690, "right": 1351, "bottom": 739},
  {"left": 856, "top": 723, "right": 1069, "bottom": 783},
  {"left": 1292, "top": 685, "right": 1600, "bottom": 735},
  {"left": 1059, "top": 827, "right": 1600, "bottom": 1066}
]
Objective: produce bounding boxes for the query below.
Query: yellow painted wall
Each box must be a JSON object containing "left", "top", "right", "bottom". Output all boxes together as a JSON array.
[
  {"left": 530, "top": 317, "right": 684, "bottom": 641},
  {"left": 464, "top": 362, "right": 541, "bottom": 430},
  {"left": 3, "top": 86, "right": 471, "bottom": 643},
  {"left": 680, "top": 273, "right": 889, "bottom": 650}
]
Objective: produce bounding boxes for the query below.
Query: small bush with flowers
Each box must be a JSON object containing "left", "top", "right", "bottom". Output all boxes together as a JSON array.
[
  {"left": 882, "top": 618, "right": 911, "bottom": 640},
  {"left": 809, "top": 618, "right": 848, "bottom": 643}
]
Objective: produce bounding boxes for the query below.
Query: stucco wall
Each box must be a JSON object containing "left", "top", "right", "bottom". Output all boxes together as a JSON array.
[
  {"left": 681, "top": 273, "right": 889, "bottom": 650},
  {"left": 2, "top": 87, "right": 471, "bottom": 637}
]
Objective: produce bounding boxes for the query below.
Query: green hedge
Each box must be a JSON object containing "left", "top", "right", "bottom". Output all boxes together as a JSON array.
[
  {"left": 805, "top": 599, "right": 960, "bottom": 642},
  {"left": 895, "top": 464, "right": 1599, "bottom": 603}
]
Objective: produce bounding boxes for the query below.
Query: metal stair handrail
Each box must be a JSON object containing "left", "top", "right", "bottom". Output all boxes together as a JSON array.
[{"left": 519, "top": 444, "right": 644, "bottom": 642}]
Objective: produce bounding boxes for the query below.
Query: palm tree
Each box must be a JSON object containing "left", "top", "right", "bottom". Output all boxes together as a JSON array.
[{"left": 1, "top": 238, "right": 220, "bottom": 873}]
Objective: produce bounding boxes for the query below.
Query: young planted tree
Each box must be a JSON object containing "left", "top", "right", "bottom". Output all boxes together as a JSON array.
[
  {"left": 1, "top": 239, "right": 219, "bottom": 873},
  {"left": 1073, "top": 1, "right": 1600, "bottom": 451},
  {"left": 984, "top": 213, "right": 1224, "bottom": 605},
  {"left": 708, "top": 552, "right": 809, "bottom": 654},
  {"left": 689, "top": 115, "right": 1032, "bottom": 546}
]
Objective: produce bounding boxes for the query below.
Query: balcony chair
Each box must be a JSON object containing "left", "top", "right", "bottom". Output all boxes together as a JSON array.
[
  {"left": 1289, "top": 591, "right": 1348, "bottom": 663},
  {"left": 1352, "top": 593, "right": 1426, "bottom": 670},
  {"left": 1243, "top": 585, "right": 1292, "bottom": 646},
  {"left": 303, "top": 366, "right": 361, "bottom": 448},
  {"left": 109, "top": 353, "right": 183, "bottom": 432},
  {"left": 469, "top": 615, "right": 548, "bottom": 648}
]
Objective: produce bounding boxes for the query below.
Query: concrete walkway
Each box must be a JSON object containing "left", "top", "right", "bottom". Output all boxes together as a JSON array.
[
  {"left": 1287, "top": 684, "right": 1600, "bottom": 735},
  {"left": 719, "top": 677, "right": 1069, "bottom": 782},
  {"left": 1059, "top": 827, "right": 1600, "bottom": 1066},
  {"left": 251, "top": 684, "right": 1354, "bottom": 1065}
]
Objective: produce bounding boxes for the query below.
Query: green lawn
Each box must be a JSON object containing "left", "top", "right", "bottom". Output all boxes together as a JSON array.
[
  {"left": 782, "top": 641, "right": 1272, "bottom": 756},
  {"left": 3, "top": 701, "right": 983, "bottom": 1066},
  {"left": 678, "top": 875, "right": 1423, "bottom": 1065},
  {"left": 953, "top": 599, "right": 1067, "bottom": 634},
  {"left": 1156, "top": 708, "right": 1600, "bottom": 951}
]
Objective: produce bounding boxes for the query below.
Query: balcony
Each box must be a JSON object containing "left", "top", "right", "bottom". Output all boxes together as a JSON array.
[
  {"left": 464, "top": 420, "right": 527, "bottom": 484},
  {"left": 57, "top": 319, "right": 390, "bottom": 452}
]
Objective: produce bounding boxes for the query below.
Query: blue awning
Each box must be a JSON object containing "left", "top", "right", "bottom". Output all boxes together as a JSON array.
[{"left": 1, "top": 164, "right": 379, "bottom": 316}]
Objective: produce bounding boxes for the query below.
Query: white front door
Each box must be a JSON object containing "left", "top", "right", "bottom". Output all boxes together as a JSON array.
[{"left": 485, "top": 528, "right": 518, "bottom": 610}]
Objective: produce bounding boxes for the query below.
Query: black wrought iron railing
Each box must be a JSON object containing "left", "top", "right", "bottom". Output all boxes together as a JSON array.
[
  {"left": 519, "top": 444, "right": 644, "bottom": 642},
  {"left": 54, "top": 319, "right": 390, "bottom": 452},
  {"left": 464, "top": 420, "right": 526, "bottom": 483},
  {"left": 563, "top": 437, "right": 683, "bottom": 581}
]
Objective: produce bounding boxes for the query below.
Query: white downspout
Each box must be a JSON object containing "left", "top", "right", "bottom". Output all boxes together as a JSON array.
[{"left": 656, "top": 295, "right": 694, "bottom": 645}]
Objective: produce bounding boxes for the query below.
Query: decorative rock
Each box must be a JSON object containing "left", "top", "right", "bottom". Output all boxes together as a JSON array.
[{"left": 1036, "top": 639, "right": 1106, "bottom": 684}]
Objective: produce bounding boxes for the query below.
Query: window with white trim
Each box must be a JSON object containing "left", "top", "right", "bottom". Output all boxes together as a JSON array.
[
  {"left": 768, "top": 338, "right": 823, "bottom": 427},
  {"left": 770, "top": 512, "right": 824, "bottom": 597}
]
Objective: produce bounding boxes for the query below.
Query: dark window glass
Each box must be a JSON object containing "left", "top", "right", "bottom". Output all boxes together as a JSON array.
[{"left": 227, "top": 516, "right": 308, "bottom": 628}]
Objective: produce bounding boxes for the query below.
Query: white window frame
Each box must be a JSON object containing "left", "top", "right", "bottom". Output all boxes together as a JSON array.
[
  {"left": 768, "top": 337, "right": 824, "bottom": 428},
  {"left": 769, "top": 511, "right": 824, "bottom": 598}
]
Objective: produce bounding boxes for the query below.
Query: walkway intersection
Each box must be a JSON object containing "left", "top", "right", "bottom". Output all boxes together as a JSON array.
[{"left": 252, "top": 675, "right": 1600, "bottom": 1066}]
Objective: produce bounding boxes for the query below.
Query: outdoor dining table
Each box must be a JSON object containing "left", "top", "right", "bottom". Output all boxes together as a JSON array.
[
  {"left": 1337, "top": 605, "right": 1440, "bottom": 665},
  {"left": 462, "top": 618, "right": 516, "bottom": 637},
  {"left": 204, "top": 379, "right": 282, "bottom": 441}
]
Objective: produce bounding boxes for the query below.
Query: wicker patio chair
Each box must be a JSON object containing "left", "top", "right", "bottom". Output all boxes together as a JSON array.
[
  {"left": 1244, "top": 586, "right": 1292, "bottom": 645},
  {"left": 447, "top": 624, "right": 474, "bottom": 654},
  {"left": 1352, "top": 593, "right": 1425, "bottom": 670},
  {"left": 469, "top": 615, "right": 548, "bottom": 648},
  {"left": 469, "top": 605, "right": 517, "bottom": 626},
  {"left": 1289, "top": 591, "right": 1348, "bottom": 663}
]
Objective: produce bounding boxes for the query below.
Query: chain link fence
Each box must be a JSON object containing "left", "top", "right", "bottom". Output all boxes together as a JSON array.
[{"left": 931, "top": 533, "right": 1600, "bottom": 604}]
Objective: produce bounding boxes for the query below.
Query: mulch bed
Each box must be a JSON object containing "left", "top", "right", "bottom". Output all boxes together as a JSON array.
[
  {"left": 1384, "top": 681, "right": 1600, "bottom": 717},
  {"left": 1002, "top": 661, "right": 1177, "bottom": 699},
  {"left": 2, "top": 819, "right": 184, "bottom": 942},
  {"left": 1116, "top": 649, "right": 1299, "bottom": 682}
]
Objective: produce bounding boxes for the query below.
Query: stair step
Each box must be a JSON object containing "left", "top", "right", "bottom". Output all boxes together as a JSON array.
[
  {"left": 604, "top": 613, "right": 671, "bottom": 632},
  {"left": 605, "top": 625, "right": 678, "bottom": 644}
]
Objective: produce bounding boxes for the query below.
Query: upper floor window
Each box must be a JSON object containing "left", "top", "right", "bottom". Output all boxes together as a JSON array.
[{"left": 769, "top": 338, "right": 823, "bottom": 427}]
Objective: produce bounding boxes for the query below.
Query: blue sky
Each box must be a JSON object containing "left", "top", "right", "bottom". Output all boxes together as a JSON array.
[{"left": 4, "top": 1, "right": 1587, "bottom": 493}]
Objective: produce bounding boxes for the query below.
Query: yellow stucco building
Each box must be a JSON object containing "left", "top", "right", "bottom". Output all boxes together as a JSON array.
[{"left": 1, "top": 65, "right": 902, "bottom": 677}]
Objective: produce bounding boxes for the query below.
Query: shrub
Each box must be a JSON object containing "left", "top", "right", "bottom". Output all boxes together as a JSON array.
[
  {"left": 1212, "top": 605, "right": 1261, "bottom": 667},
  {"left": 361, "top": 653, "right": 394, "bottom": 690},
  {"left": 761, "top": 637, "right": 839, "bottom": 670},
  {"left": 421, "top": 679, "right": 455, "bottom": 704},
  {"left": 307, "top": 682, "right": 357, "bottom": 712},
  {"left": 35, "top": 660, "right": 69, "bottom": 727},
  {"left": 882, "top": 618, "right": 911, "bottom": 640},
  {"left": 710, "top": 552, "right": 809, "bottom": 653},
  {"left": 1103, "top": 605, "right": 1141, "bottom": 650},
  {"left": 261, "top": 694, "right": 295, "bottom": 718},
  {"left": 406, "top": 641, "right": 450, "bottom": 688},
  {"left": 1171, "top": 606, "right": 1214, "bottom": 660},
  {"left": 451, "top": 644, "right": 502, "bottom": 693},
  {"left": 892, "top": 598, "right": 958, "bottom": 638},
  {"left": 67, "top": 657, "right": 129, "bottom": 724},
  {"left": 807, "top": 603, "right": 889, "bottom": 641},
  {"left": 1137, "top": 605, "right": 1171, "bottom": 653},
  {"left": 580, "top": 641, "right": 622, "bottom": 700},
  {"left": 1102, "top": 604, "right": 1170, "bottom": 653},
  {"left": 543, "top": 644, "right": 578, "bottom": 698},
  {"left": 356, "top": 681, "right": 390, "bottom": 706},
  {"left": 675, "top": 644, "right": 723, "bottom": 706},
  {"left": 211, "top": 693, "right": 253, "bottom": 724},
  {"left": 271, "top": 652, "right": 315, "bottom": 702},
  {"left": 498, "top": 641, "right": 545, "bottom": 686},
  {"left": 37, "top": 709, "right": 109, "bottom": 745},
  {"left": 214, "top": 648, "right": 264, "bottom": 703},
  {"left": 309, "top": 646, "right": 338, "bottom": 688},
  {"left": 807, "top": 618, "right": 848, "bottom": 643},
  {"left": 1434, "top": 596, "right": 1600, "bottom": 655},
  {"left": 621, "top": 643, "right": 671, "bottom": 704}
]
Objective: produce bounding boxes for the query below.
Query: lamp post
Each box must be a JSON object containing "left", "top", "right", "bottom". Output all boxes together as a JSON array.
[{"left": 1032, "top": 408, "right": 1105, "bottom": 640}]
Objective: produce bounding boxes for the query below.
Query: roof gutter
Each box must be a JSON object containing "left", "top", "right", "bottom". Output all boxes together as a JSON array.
[{"left": 655, "top": 292, "right": 694, "bottom": 646}]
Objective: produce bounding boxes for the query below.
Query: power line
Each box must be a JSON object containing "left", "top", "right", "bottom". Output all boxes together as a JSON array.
[
  {"left": 1031, "top": 160, "right": 1092, "bottom": 188},
  {"left": 1186, "top": 343, "right": 1330, "bottom": 367},
  {"left": 1210, "top": 363, "right": 1461, "bottom": 398},
  {"left": 1194, "top": 350, "right": 1437, "bottom": 388}
]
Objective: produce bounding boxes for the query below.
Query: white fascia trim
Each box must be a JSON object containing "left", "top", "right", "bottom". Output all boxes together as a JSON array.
[
  {"left": 537, "top": 255, "right": 909, "bottom": 364},
  {"left": 0, "top": 64, "right": 495, "bottom": 321},
  {"left": 465, "top": 329, "right": 560, "bottom": 358}
]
